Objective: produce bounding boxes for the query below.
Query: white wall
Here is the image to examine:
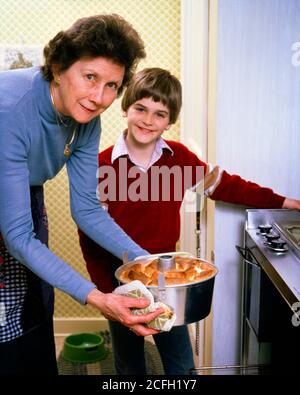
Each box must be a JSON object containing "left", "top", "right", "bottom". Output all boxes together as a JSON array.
[{"left": 211, "top": 0, "right": 300, "bottom": 365}]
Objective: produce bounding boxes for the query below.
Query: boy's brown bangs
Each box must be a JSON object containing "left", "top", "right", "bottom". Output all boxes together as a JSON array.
[{"left": 137, "top": 88, "right": 170, "bottom": 107}]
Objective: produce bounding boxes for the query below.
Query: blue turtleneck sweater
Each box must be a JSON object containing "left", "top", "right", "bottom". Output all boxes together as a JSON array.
[{"left": 0, "top": 67, "right": 147, "bottom": 304}]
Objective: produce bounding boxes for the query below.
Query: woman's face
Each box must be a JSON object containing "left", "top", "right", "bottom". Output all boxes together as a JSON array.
[{"left": 52, "top": 57, "right": 125, "bottom": 123}]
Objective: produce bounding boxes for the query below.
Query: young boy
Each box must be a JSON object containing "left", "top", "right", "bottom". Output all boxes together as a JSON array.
[{"left": 78, "top": 68, "right": 300, "bottom": 375}]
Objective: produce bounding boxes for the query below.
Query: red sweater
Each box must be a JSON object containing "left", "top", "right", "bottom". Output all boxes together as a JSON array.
[{"left": 78, "top": 140, "right": 285, "bottom": 292}]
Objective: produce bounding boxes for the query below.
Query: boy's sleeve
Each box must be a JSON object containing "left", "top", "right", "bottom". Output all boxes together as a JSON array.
[
  {"left": 179, "top": 143, "right": 219, "bottom": 195},
  {"left": 209, "top": 170, "right": 285, "bottom": 208},
  {"left": 78, "top": 228, "right": 120, "bottom": 293},
  {"left": 176, "top": 143, "right": 208, "bottom": 192},
  {"left": 178, "top": 142, "right": 285, "bottom": 208}
]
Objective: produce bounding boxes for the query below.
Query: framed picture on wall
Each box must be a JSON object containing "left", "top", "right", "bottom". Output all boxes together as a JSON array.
[{"left": 0, "top": 45, "right": 43, "bottom": 71}]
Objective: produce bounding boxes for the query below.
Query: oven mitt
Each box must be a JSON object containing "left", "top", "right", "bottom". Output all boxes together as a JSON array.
[
  {"left": 113, "top": 280, "right": 176, "bottom": 332},
  {"left": 146, "top": 301, "right": 177, "bottom": 332},
  {"left": 113, "top": 280, "right": 155, "bottom": 310}
]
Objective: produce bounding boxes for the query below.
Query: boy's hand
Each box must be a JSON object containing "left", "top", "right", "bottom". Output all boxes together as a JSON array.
[
  {"left": 282, "top": 198, "right": 300, "bottom": 210},
  {"left": 204, "top": 166, "right": 221, "bottom": 192}
]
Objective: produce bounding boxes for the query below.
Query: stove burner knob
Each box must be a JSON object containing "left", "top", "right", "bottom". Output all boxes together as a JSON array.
[
  {"left": 258, "top": 224, "right": 273, "bottom": 234},
  {"left": 270, "top": 239, "right": 287, "bottom": 249},
  {"left": 265, "top": 232, "right": 280, "bottom": 242}
]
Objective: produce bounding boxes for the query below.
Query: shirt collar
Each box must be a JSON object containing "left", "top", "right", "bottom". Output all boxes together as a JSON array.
[{"left": 111, "top": 131, "right": 174, "bottom": 171}]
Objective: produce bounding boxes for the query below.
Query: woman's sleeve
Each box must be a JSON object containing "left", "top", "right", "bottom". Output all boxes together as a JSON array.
[
  {"left": 0, "top": 113, "right": 95, "bottom": 304},
  {"left": 67, "top": 118, "right": 148, "bottom": 262}
]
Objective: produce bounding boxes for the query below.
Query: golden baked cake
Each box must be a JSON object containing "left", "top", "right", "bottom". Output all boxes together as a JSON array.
[{"left": 118, "top": 256, "right": 217, "bottom": 286}]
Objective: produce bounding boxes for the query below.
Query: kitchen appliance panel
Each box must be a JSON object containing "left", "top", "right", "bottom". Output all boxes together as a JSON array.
[{"left": 238, "top": 209, "right": 300, "bottom": 373}]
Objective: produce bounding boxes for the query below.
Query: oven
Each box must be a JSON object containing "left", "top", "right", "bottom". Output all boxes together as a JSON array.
[
  {"left": 236, "top": 209, "right": 300, "bottom": 374},
  {"left": 236, "top": 245, "right": 274, "bottom": 366}
]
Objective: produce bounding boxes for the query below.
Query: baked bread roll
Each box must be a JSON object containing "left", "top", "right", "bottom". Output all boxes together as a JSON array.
[{"left": 118, "top": 256, "right": 217, "bottom": 286}]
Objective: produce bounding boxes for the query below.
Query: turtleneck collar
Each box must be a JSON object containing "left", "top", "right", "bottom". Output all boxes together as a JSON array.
[
  {"left": 32, "top": 67, "right": 56, "bottom": 124},
  {"left": 33, "top": 67, "right": 74, "bottom": 126}
]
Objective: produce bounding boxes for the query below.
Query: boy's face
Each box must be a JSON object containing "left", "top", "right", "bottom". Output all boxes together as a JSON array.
[{"left": 124, "top": 97, "right": 171, "bottom": 147}]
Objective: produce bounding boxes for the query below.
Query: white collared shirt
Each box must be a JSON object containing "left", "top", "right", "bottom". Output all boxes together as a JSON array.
[
  {"left": 110, "top": 131, "right": 222, "bottom": 195},
  {"left": 111, "top": 131, "right": 174, "bottom": 172}
]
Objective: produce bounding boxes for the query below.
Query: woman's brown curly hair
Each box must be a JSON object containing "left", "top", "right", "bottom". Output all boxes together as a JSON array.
[{"left": 41, "top": 14, "right": 146, "bottom": 96}]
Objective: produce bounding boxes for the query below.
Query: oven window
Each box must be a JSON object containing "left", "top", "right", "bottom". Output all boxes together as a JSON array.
[{"left": 243, "top": 249, "right": 275, "bottom": 342}]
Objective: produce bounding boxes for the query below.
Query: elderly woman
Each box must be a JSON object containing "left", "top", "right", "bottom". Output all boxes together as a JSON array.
[{"left": 0, "top": 14, "right": 162, "bottom": 375}]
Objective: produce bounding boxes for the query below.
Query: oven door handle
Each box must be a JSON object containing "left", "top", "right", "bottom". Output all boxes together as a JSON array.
[{"left": 235, "top": 245, "right": 260, "bottom": 268}]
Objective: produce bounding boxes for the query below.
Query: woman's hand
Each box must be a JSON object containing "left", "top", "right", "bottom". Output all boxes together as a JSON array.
[
  {"left": 282, "top": 198, "right": 300, "bottom": 210},
  {"left": 86, "top": 288, "right": 164, "bottom": 336}
]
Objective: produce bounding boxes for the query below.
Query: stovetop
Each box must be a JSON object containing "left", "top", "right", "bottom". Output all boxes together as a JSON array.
[
  {"left": 274, "top": 221, "right": 300, "bottom": 256},
  {"left": 245, "top": 209, "right": 300, "bottom": 308}
]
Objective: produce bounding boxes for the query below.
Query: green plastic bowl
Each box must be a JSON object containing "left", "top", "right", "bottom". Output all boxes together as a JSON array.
[{"left": 62, "top": 332, "right": 108, "bottom": 363}]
